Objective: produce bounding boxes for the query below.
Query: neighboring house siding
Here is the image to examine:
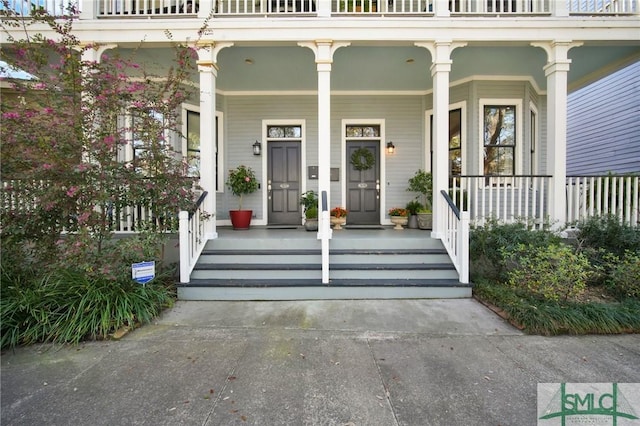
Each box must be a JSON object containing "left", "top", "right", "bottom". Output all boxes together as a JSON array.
[{"left": 567, "top": 61, "right": 640, "bottom": 175}]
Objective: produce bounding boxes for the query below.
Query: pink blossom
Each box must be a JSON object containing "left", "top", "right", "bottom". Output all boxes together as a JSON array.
[
  {"left": 103, "top": 135, "right": 116, "bottom": 148},
  {"left": 43, "top": 107, "right": 54, "bottom": 114},
  {"left": 66, "top": 186, "right": 78, "bottom": 197},
  {"left": 244, "top": 177, "right": 250, "bottom": 182},
  {"left": 77, "top": 212, "right": 91, "bottom": 224},
  {"left": 42, "top": 163, "right": 53, "bottom": 170},
  {"left": 2, "top": 111, "right": 20, "bottom": 120}
]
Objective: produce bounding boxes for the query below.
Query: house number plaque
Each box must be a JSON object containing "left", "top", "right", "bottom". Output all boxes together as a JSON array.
[{"left": 358, "top": 183, "right": 368, "bottom": 188}]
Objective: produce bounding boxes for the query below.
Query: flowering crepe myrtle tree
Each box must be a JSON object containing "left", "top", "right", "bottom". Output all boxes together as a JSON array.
[{"left": 1, "top": 6, "right": 200, "bottom": 267}]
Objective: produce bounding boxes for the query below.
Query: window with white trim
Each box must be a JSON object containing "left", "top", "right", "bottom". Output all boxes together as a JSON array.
[
  {"left": 182, "top": 105, "right": 224, "bottom": 191},
  {"left": 483, "top": 104, "right": 516, "bottom": 175}
]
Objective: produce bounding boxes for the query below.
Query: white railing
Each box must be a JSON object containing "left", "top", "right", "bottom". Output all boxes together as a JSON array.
[
  {"left": 96, "top": 0, "right": 197, "bottom": 16},
  {"left": 440, "top": 189, "right": 469, "bottom": 284},
  {"left": 566, "top": 175, "right": 639, "bottom": 227},
  {"left": 1, "top": 179, "right": 180, "bottom": 233},
  {"left": 179, "top": 191, "right": 208, "bottom": 283},
  {"left": 85, "top": 0, "right": 638, "bottom": 17},
  {"left": 454, "top": 175, "right": 551, "bottom": 229},
  {"left": 0, "top": 0, "right": 79, "bottom": 16},
  {"left": 568, "top": 0, "right": 638, "bottom": 14}
]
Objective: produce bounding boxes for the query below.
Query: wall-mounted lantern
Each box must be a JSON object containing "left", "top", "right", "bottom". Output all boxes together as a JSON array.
[
  {"left": 386, "top": 141, "right": 396, "bottom": 154},
  {"left": 252, "top": 140, "right": 262, "bottom": 156}
]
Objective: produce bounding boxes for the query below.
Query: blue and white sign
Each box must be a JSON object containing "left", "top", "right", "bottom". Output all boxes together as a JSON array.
[{"left": 131, "top": 261, "right": 155, "bottom": 284}]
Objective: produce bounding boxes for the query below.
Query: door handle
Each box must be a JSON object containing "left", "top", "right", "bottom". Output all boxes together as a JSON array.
[
  {"left": 267, "top": 180, "right": 272, "bottom": 200},
  {"left": 376, "top": 179, "right": 380, "bottom": 200}
]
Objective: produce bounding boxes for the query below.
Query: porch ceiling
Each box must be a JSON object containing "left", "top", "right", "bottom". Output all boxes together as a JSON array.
[{"left": 117, "top": 43, "right": 640, "bottom": 93}]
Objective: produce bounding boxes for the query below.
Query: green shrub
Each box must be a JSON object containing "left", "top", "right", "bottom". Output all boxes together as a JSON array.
[
  {"left": 1, "top": 268, "right": 174, "bottom": 349},
  {"left": 576, "top": 215, "right": 640, "bottom": 257},
  {"left": 503, "top": 243, "right": 591, "bottom": 302},
  {"left": 604, "top": 251, "right": 640, "bottom": 300},
  {"left": 0, "top": 230, "right": 175, "bottom": 349},
  {"left": 469, "top": 219, "right": 561, "bottom": 281}
]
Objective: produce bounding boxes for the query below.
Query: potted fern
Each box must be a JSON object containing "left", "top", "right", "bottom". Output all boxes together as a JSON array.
[
  {"left": 407, "top": 169, "right": 433, "bottom": 230},
  {"left": 300, "top": 190, "right": 318, "bottom": 231}
]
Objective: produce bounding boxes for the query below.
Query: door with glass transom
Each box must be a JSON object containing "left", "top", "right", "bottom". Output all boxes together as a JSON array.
[
  {"left": 267, "top": 125, "right": 302, "bottom": 225},
  {"left": 346, "top": 125, "right": 380, "bottom": 224}
]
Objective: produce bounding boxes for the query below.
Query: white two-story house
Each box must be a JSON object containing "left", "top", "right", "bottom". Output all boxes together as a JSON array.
[{"left": 2, "top": 0, "right": 639, "bottom": 299}]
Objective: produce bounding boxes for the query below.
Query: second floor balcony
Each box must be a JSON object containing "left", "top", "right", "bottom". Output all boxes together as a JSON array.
[{"left": 4, "top": 0, "right": 639, "bottom": 19}]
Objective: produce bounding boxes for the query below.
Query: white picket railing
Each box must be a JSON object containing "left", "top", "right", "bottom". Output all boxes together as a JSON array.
[
  {"left": 440, "top": 189, "right": 469, "bottom": 284},
  {"left": 453, "top": 175, "right": 551, "bottom": 229},
  {"left": 178, "top": 191, "right": 208, "bottom": 283},
  {"left": 83, "top": 0, "right": 638, "bottom": 17},
  {"left": 1, "top": 179, "right": 180, "bottom": 233},
  {"left": 566, "top": 175, "right": 639, "bottom": 227}
]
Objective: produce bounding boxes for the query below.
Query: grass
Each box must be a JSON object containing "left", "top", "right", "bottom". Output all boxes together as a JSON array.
[{"left": 474, "top": 279, "right": 640, "bottom": 335}]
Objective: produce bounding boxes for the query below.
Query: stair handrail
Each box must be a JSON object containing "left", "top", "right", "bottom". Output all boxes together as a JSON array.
[
  {"left": 179, "top": 191, "right": 209, "bottom": 283},
  {"left": 440, "top": 190, "right": 470, "bottom": 284},
  {"left": 318, "top": 190, "right": 332, "bottom": 283}
]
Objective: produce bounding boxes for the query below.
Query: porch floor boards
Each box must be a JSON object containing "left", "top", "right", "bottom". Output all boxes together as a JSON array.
[{"left": 177, "top": 226, "right": 472, "bottom": 300}]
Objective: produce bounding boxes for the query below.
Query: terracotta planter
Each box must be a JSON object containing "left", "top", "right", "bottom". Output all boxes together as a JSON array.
[
  {"left": 330, "top": 216, "right": 346, "bottom": 230},
  {"left": 390, "top": 216, "right": 408, "bottom": 230},
  {"left": 229, "top": 210, "right": 252, "bottom": 230}
]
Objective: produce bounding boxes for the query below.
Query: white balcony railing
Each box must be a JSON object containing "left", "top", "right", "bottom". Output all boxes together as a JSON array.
[{"left": 82, "top": 0, "right": 638, "bottom": 17}]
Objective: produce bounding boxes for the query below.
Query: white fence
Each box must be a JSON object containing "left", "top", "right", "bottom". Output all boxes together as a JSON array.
[
  {"left": 454, "top": 175, "right": 550, "bottom": 229},
  {"left": 566, "top": 175, "right": 639, "bottom": 227}
]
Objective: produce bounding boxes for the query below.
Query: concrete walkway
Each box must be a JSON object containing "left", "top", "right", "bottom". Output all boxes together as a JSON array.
[{"left": 2, "top": 299, "right": 639, "bottom": 425}]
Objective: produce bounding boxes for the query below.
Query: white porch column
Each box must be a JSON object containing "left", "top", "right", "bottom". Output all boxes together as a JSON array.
[
  {"left": 298, "top": 40, "right": 349, "bottom": 283},
  {"left": 196, "top": 41, "right": 233, "bottom": 240},
  {"left": 298, "top": 40, "right": 350, "bottom": 236},
  {"left": 532, "top": 41, "right": 582, "bottom": 228},
  {"left": 415, "top": 41, "right": 466, "bottom": 239}
]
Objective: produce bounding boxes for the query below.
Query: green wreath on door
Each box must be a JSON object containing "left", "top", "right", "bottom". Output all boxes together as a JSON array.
[{"left": 350, "top": 147, "right": 375, "bottom": 171}]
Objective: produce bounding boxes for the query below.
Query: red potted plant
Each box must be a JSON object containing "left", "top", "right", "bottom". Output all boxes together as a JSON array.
[{"left": 226, "top": 165, "right": 259, "bottom": 230}]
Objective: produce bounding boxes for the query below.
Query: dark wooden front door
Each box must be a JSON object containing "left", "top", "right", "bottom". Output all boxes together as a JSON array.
[
  {"left": 346, "top": 141, "right": 380, "bottom": 224},
  {"left": 268, "top": 141, "right": 301, "bottom": 225}
]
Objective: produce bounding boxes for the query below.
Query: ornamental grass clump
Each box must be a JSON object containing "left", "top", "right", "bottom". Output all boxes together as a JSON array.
[{"left": 226, "top": 165, "right": 259, "bottom": 210}]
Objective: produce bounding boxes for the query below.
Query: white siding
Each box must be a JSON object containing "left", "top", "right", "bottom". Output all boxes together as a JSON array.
[{"left": 567, "top": 61, "right": 640, "bottom": 175}]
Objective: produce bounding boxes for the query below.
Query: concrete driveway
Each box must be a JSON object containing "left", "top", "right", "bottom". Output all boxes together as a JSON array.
[{"left": 2, "top": 299, "right": 639, "bottom": 425}]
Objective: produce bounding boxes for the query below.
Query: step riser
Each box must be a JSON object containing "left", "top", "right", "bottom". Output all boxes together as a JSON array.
[
  {"left": 178, "top": 286, "right": 472, "bottom": 301},
  {"left": 191, "top": 269, "right": 456, "bottom": 281},
  {"left": 197, "top": 253, "right": 450, "bottom": 265},
  {"left": 206, "top": 237, "right": 440, "bottom": 251}
]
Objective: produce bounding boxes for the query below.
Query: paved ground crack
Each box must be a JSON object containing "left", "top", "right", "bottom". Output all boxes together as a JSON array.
[{"left": 366, "top": 338, "right": 400, "bottom": 426}]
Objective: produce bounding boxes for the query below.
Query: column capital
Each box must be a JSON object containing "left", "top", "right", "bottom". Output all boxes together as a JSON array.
[
  {"left": 415, "top": 40, "right": 466, "bottom": 62},
  {"left": 531, "top": 41, "right": 583, "bottom": 64},
  {"left": 77, "top": 43, "right": 117, "bottom": 63},
  {"left": 194, "top": 41, "right": 234, "bottom": 67},
  {"left": 298, "top": 40, "right": 351, "bottom": 64}
]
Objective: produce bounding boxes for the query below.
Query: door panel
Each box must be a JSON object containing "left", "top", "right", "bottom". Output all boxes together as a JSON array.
[
  {"left": 268, "top": 141, "right": 301, "bottom": 225},
  {"left": 346, "top": 141, "right": 380, "bottom": 224}
]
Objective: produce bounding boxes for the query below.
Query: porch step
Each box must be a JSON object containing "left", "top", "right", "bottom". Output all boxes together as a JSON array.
[{"left": 177, "top": 228, "right": 471, "bottom": 300}]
